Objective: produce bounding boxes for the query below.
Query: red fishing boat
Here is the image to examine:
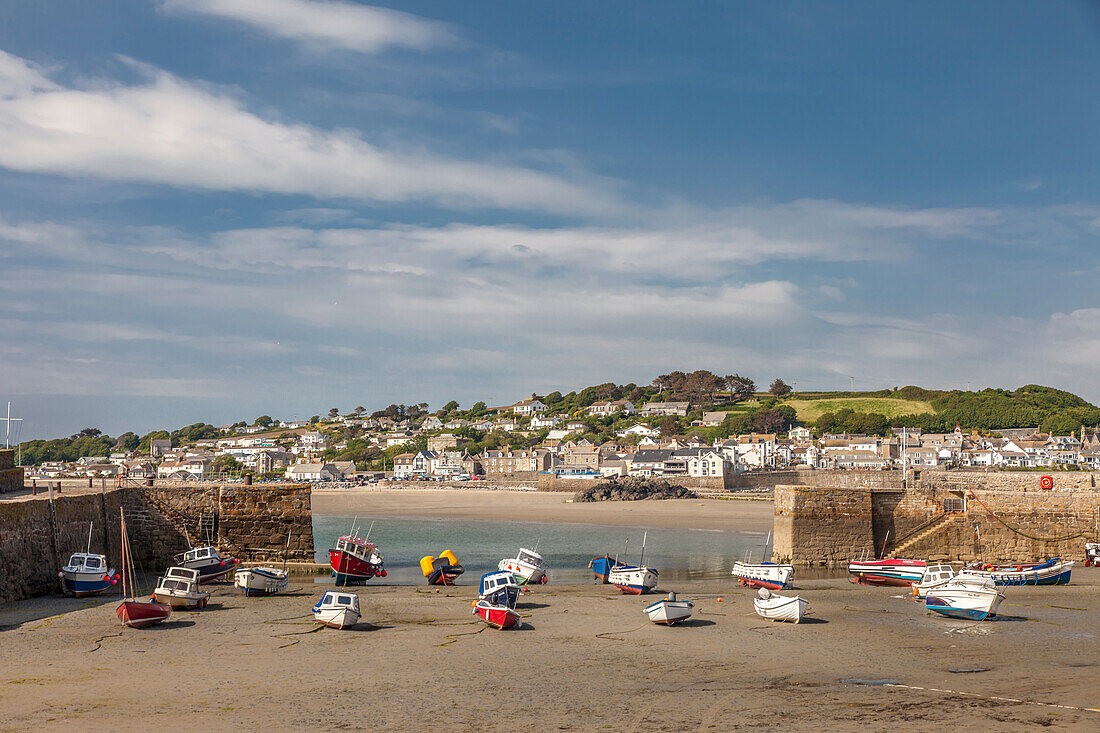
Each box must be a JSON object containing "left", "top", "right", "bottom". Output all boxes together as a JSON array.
[
  {"left": 328, "top": 524, "right": 386, "bottom": 585},
  {"left": 473, "top": 599, "right": 520, "bottom": 630},
  {"left": 115, "top": 509, "right": 171, "bottom": 629}
]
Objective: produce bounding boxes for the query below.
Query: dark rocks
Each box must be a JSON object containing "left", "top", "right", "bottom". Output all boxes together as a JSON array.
[{"left": 573, "top": 477, "right": 698, "bottom": 502}]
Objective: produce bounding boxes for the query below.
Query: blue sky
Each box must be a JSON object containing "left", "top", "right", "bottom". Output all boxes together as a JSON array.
[{"left": 1, "top": 1, "right": 1098, "bottom": 441}]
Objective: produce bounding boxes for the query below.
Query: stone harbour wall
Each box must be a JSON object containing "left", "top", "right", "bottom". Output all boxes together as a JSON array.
[
  {"left": 537, "top": 473, "right": 727, "bottom": 492},
  {"left": 774, "top": 483, "right": 1100, "bottom": 566},
  {"left": 0, "top": 482, "right": 314, "bottom": 605}
]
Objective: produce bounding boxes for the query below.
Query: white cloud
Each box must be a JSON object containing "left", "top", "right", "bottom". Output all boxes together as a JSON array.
[
  {"left": 0, "top": 49, "right": 618, "bottom": 215},
  {"left": 159, "top": 0, "right": 457, "bottom": 53}
]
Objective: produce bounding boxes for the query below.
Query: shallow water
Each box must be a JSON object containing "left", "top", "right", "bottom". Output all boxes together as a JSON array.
[{"left": 313, "top": 513, "right": 782, "bottom": 585}]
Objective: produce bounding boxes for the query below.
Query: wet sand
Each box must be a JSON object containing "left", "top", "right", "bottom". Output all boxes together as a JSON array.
[
  {"left": 311, "top": 489, "right": 775, "bottom": 532},
  {"left": 2, "top": 573, "right": 1099, "bottom": 731}
]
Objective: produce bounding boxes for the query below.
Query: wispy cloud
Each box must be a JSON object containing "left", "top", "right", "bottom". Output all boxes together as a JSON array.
[
  {"left": 0, "top": 49, "right": 618, "bottom": 215},
  {"left": 158, "top": 0, "right": 458, "bottom": 53}
]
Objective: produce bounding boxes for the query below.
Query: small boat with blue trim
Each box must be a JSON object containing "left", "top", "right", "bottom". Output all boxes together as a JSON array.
[
  {"left": 313, "top": 591, "right": 361, "bottom": 629},
  {"left": 234, "top": 565, "right": 290, "bottom": 596},
  {"left": 60, "top": 553, "right": 119, "bottom": 597},
  {"left": 847, "top": 558, "right": 926, "bottom": 586},
  {"left": 962, "top": 558, "right": 1073, "bottom": 586},
  {"left": 588, "top": 554, "right": 618, "bottom": 583},
  {"left": 607, "top": 531, "right": 658, "bottom": 594},
  {"left": 421, "top": 550, "right": 464, "bottom": 585},
  {"left": 731, "top": 561, "right": 794, "bottom": 590},
  {"left": 925, "top": 575, "right": 1005, "bottom": 620},
  {"left": 643, "top": 591, "right": 694, "bottom": 625},
  {"left": 479, "top": 571, "right": 520, "bottom": 608}
]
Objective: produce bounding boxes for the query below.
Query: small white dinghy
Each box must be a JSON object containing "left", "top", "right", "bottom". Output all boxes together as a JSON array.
[
  {"left": 643, "top": 591, "right": 694, "bottom": 626},
  {"left": 312, "top": 591, "right": 361, "bottom": 629},
  {"left": 752, "top": 587, "right": 809, "bottom": 623}
]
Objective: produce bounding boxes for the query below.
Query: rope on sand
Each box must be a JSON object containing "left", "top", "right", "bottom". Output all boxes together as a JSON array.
[
  {"left": 595, "top": 624, "right": 646, "bottom": 641},
  {"left": 436, "top": 624, "right": 487, "bottom": 647},
  {"left": 884, "top": 682, "right": 1100, "bottom": 714},
  {"left": 88, "top": 629, "right": 124, "bottom": 652}
]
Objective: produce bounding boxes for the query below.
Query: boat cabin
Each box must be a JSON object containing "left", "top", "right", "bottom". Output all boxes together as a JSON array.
[
  {"left": 316, "top": 591, "right": 360, "bottom": 612},
  {"left": 919, "top": 564, "right": 956, "bottom": 586},
  {"left": 516, "top": 548, "right": 544, "bottom": 568},
  {"left": 480, "top": 571, "right": 518, "bottom": 595},
  {"left": 163, "top": 566, "right": 201, "bottom": 584},
  {"left": 333, "top": 536, "right": 383, "bottom": 563},
  {"left": 180, "top": 546, "right": 223, "bottom": 564},
  {"left": 64, "top": 553, "right": 107, "bottom": 572}
]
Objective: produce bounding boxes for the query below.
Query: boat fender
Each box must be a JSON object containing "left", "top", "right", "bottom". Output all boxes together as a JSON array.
[
  {"left": 58, "top": 571, "right": 64, "bottom": 578},
  {"left": 716, "top": 597, "right": 722, "bottom": 602},
  {"left": 380, "top": 570, "right": 387, "bottom": 577}
]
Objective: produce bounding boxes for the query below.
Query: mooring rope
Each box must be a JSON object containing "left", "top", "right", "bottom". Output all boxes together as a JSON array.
[{"left": 966, "top": 492, "right": 1098, "bottom": 543}]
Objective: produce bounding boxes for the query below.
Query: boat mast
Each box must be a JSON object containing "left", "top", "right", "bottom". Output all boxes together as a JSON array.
[
  {"left": 762, "top": 530, "right": 772, "bottom": 562},
  {"left": 86, "top": 522, "right": 93, "bottom": 554},
  {"left": 640, "top": 531, "right": 647, "bottom": 566},
  {"left": 281, "top": 530, "right": 291, "bottom": 575},
  {"left": 364, "top": 520, "right": 375, "bottom": 541}
]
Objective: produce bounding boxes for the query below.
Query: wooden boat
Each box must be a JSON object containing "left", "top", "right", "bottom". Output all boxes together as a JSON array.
[
  {"left": 847, "top": 558, "right": 926, "bottom": 586},
  {"left": 153, "top": 567, "right": 210, "bottom": 610},
  {"left": 588, "top": 554, "right": 618, "bottom": 583},
  {"left": 1086, "top": 542, "right": 1100, "bottom": 567},
  {"left": 473, "top": 599, "right": 520, "bottom": 630},
  {"left": 731, "top": 561, "right": 794, "bottom": 590},
  {"left": 234, "top": 566, "right": 290, "bottom": 596},
  {"left": 498, "top": 547, "right": 547, "bottom": 585},
  {"left": 175, "top": 546, "right": 239, "bottom": 583},
  {"left": 925, "top": 575, "right": 1005, "bottom": 620},
  {"left": 329, "top": 530, "right": 386, "bottom": 585},
  {"left": 962, "top": 558, "right": 1073, "bottom": 586},
  {"left": 912, "top": 563, "right": 957, "bottom": 599},
  {"left": 479, "top": 571, "right": 520, "bottom": 608},
  {"left": 752, "top": 588, "right": 808, "bottom": 623},
  {"left": 312, "top": 591, "right": 361, "bottom": 629},
  {"left": 420, "top": 550, "right": 464, "bottom": 585},
  {"left": 643, "top": 592, "right": 694, "bottom": 625},
  {"left": 59, "top": 523, "right": 118, "bottom": 597},
  {"left": 115, "top": 509, "right": 171, "bottom": 629},
  {"left": 234, "top": 531, "right": 291, "bottom": 596}
]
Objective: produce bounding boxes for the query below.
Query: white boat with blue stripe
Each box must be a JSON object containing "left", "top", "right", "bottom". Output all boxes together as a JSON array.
[
  {"left": 925, "top": 575, "right": 1005, "bottom": 621},
  {"left": 60, "top": 552, "right": 119, "bottom": 597}
]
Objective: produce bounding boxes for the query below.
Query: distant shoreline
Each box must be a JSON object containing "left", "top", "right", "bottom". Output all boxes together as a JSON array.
[{"left": 310, "top": 488, "right": 774, "bottom": 532}]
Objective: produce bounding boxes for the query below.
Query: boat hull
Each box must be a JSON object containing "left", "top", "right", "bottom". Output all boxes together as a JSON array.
[
  {"left": 425, "top": 566, "right": 464, "bottom": 586},
  {"left": 234, "top": 567, "right": 290, "bottom": 596},
  {"left": 498, "top": 559, "right": 546, "bottom": 586},
  {"left": 963, "top": 559, "right": 1073, "bottom": 586},
  {"left": 181, "top": 558, "right": 238, "bottom": 583},
  {"left": 643, "top": 599, "right": 694, "bottom": 625},
  {"left": 847, "top": 559, "right": 926, "bottom": 587},
  {"left": 61, "top": 571, "right": 118, "bottom": 597},
  {"left": 588, "top": 556, "right": 617, "bottom": 583},
  {"left": 314, "top": 608, "right": 360, "bottom": 629},
  {"left": 608, "top": 566, "right": 658, "bottom": 595},
  {"left": 329, "top": 549, "right": 385, "bottom": 585},
  {"left": 731, "top": 562, "right": 794, "bottom": 590},
  {"left": 925, "top": 588, "right": 1004, "bottom": 620},
  {"left": 753, "top": 595, "right": 808, "bottom": 623},
  {"left": 474, "top": 601, "right": 520, "bottom": 629},
  {"left": 116, "top": 600, "right": 172, "bottom": 628},
  {"left": 153, "top": 592, "right": 209, "bottom": 610}
]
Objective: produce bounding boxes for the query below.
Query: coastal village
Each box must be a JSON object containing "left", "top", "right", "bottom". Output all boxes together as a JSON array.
[{"left": 20, "top": 389, "right": 1100, "bottom": 485}]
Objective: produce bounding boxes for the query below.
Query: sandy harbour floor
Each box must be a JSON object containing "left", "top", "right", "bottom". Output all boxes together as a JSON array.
[{"left": 3, "top": 491, "right": 1100, "bottom": 731}]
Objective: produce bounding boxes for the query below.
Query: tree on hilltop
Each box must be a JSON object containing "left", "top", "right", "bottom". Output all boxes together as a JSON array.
[
  {"left": 725, "top": 374, "right": 756, "bottom": 402},
  {"left": 328, "top": 407, "right": 340, "bottom": 419},
  {"left": 770, "top": 379, "right": 792, "bottom": 397}
]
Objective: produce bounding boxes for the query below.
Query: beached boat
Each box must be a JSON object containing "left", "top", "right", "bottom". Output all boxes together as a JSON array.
[
  {"left": 962, "top": 558, "right": 1074, "bottom": 586},
  {"left": 731, "top": 561, "right": 794, "bottom": 590},
  {"left": 473, "top": 599, "right": 521, "bottom": 630},
  {"left": 153, "top": 567, "right": 210, "bottom": 610},
  {"left": 643, "top": 591, "right": 694, "bottom": 626},
  {"left": 847, "top": 558, "right": 926, "bottom": 586},
  {"left": 115, "top": 509, "right": 171, "bottom": 629},
  {"left": 588, "top": 554, "right": 618, "bottom": 583},
  {"left": 420, "top": 550, "right": 464, "bottom": 585},
  {"left": 60, "top": 552, "right": 119, "bottom": 597},
  {"left": 1086, "top": 542, "right": 1100, "bottom": 567},
  {"left": 752, "top": 588, "right": 808, "bottom": 623},
  {"left": 234, "top": 566, "right": 290, "bottom": 596},
  {"left": 498, "top": 547, "right": 547, "bottom": 585},
  {"left": 235, "top": 531, "right": 291, "bottom": 596},
  {"left": 912, "top": 563, "right": 958, "bottom": 599},
  {"left": 329, "top": 533, "right": 386, "bottom": 585},
  {"left": 175, "top": 546, "right": 240, "bottom": 583},
  {"left": 608, "top": 564, "right": 659, "bottom": 595},
  {"left": 925, "top": 575, "right": 1005, "bottom": 620},
  {"left": 312, "top": 591, "right": 361, "bottom": 629},
  {"left": 479, "top": 571, "right": 520, "bottom": 608}
]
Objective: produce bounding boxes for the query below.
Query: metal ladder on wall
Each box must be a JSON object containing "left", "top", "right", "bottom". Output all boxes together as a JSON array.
[{"left": 198, "top": 509, "right": 216, "bottom": 545}]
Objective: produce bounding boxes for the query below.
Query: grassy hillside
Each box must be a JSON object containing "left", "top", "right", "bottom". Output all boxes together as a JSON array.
[{"left": 786, "top": 397, "right": 935, "bottom": 422}]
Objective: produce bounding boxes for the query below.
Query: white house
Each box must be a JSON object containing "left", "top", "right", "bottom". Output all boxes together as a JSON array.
[
  {"left": 685, "top": 450, "right": 728, "bottom": 478},
  {"left": 511, "top": 399, "right": 547, "bottom": 415},
  {"left": 788, "top": 426, "right": 813, "bottom": 441},
  {"left": 530, "top": 414, "right": 561, "bottom": 429},
  {"left": 616, "top": 424, "right": 658, "bottom": 437},
  {"left": 588, "top": 400, "right": 636, "bottom": 416},
  {"left": 286, "top": 463, "right": 339, "bottom": 481}
]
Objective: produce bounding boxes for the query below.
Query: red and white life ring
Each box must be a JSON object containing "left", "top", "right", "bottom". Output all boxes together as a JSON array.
[{"left": 1039, "top": 475, "right": 1054, "bottom": 490}]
